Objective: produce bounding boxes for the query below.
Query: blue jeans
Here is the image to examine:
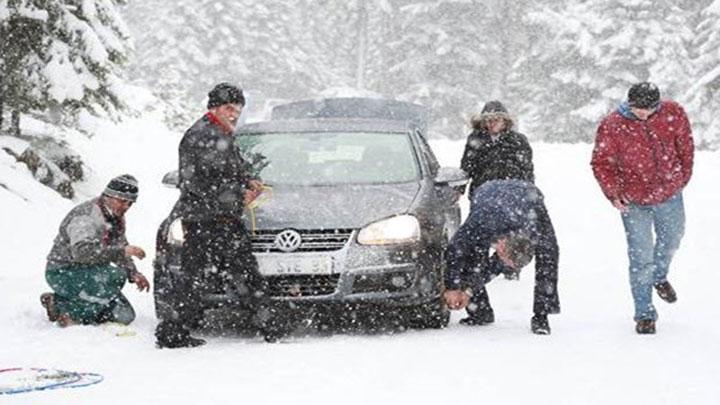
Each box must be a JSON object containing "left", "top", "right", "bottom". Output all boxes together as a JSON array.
[{"left": 621, "top": 192, "right": 685, "bottom": 321}]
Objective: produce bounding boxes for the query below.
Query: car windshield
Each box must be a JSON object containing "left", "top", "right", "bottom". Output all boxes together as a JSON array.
[{"left": 236, "top": 131, "right": 420, "bottom": 185}]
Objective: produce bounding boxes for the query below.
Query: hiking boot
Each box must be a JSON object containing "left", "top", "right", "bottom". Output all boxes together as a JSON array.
[
  {"left": 56, "top": 313, "right": 76, "bottom": 328},
  {"left": 654, "top": 281, "right": 677, "bottom": 303},
  {"left": 636, "top": 319, "right": 656, "bottom": 334},
  {"left": 531, "top": 314, "right": 551, "bottom": 335},
  {"left": 459, "top": 308, "right": 495, "bottom": 326},
  {"left": 40, "top": 292, "right": 58, "bottom": 322}
]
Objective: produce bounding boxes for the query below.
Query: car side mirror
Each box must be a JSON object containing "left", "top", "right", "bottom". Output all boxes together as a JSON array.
[
  {"left": 434, "top": 167, "right": 468, "bottom": 187},
  {"left": 162, "top": 170, "right": 179, "bottom": 188}
]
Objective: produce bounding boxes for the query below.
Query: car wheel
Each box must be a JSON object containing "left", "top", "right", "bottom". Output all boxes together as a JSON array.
[{"left": 404, "top": 298, "right": 450, "bottom": 329}]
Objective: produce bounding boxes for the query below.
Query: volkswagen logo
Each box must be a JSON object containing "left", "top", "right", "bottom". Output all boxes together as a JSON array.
[{"left": 274, "top": 229, "right": 302, "bottom": 252}]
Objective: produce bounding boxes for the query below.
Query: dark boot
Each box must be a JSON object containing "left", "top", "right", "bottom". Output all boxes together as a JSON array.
[
  {"left": 461, "top": 287, "right": 494, "bottom": 326},
  {"left": 57, "top": 313, "right": 77, "bottom": 327},
  {"left": 459, "top": 308, "right": 494, "bottom": 326},
  {"left": 654, "top": 281, "right": 677, "bottom": 303},
  {"left": 636, "top": 319, "right": 656, "bottom": 334},
  {"left": 40, "top": 292, "right": 58, "bottom": 322},
  {"left": 155, "top": 320, "right": 206, "bottom": 349},
  {"left": 531, "top": 314, "right": 551, "bottom": 335}
]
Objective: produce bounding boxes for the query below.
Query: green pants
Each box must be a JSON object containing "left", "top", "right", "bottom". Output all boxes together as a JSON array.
[{"left": 45, "top": 265, "right": 135, "bottom": 325}]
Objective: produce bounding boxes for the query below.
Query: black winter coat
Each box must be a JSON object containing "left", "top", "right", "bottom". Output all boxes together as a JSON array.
[
  {"left": 460, "top": 129, "right": 534, "bottom": 198},
  {"left": 176, "top": 113, "right": 253, "bottom": 221}
]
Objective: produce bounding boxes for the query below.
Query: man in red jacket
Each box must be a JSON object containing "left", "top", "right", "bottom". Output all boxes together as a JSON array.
[{"left": 591, "top": 82, "right": 694, "bottom": 334}]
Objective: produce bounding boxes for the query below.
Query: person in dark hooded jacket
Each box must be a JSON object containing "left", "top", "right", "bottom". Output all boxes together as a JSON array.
[
  {"left": 460, "top": 101, "right": 534, "bottom": 204},
  {"left": 443, "top": 179, "right": 560, "bottom": 334}
]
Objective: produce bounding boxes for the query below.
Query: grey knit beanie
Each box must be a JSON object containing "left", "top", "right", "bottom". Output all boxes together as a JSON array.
[{"left": 103, "top": 174, "right": 139, "bottom": 202}]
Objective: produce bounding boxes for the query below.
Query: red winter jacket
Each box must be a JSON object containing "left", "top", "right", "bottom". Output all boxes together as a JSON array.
[{"left": 591, "top": 100, "right": 694, "bottom": 206}]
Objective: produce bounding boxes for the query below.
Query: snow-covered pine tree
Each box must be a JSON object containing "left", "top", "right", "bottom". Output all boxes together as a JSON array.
[
  {"left": 0, "top": 0, "right": 131, "bottom": 135},
  {"left": 522, "top": 0, "right": 695, "bottom": 142},
  {"left": 299, "top": 0, "right": 393, "bottom": 95},
  {"left": 475, "top": 0, "right": 543, "bottom": 138},
  {"left": 125, "top": 0, "right": 223, "bottom": 124},
  {"left": 0, "top": 0, "right": 49, "bottom": 135},
  {"left": 685, "top": 0, "right": 720, "bottom": 149},
  {"left": 234, "top": 0, "right": 328, "bottom": 99},
  {"left": 47, "top": 0, "right": 132, "bottom": 119},
  {"left": 126, "top": 0, "right": 342, "bottom": 121},
  {"left": 384, "top": 0, "right": 494, "bottom": 138}
]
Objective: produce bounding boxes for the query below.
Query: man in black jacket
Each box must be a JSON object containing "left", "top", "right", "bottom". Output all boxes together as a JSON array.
[
  {"left": 460, "top": 101, "right": 534, "bottom": 204},
  {"left": 155, "top": 83, "right": 271, "bottom": 348}
]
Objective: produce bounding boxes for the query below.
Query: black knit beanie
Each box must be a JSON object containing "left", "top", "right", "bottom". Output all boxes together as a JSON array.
[
  {"left": 207, "top": 83, "right": 245, "bottom": 109},
  {"left": 628, "top": 82, "right": 660, "bottom": 109}
]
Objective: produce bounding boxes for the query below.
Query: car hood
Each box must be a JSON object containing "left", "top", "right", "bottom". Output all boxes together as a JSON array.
[{"left": 247, "top": 183, "right": 420, "bottom": 230}]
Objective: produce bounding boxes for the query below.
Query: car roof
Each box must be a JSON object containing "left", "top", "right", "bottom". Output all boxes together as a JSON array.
[
  {"left": 235, "top": 118, "right": 416, "bottom": 135},
  {"left": 270, "top": 97, "right": 429, "bottom": 132}
]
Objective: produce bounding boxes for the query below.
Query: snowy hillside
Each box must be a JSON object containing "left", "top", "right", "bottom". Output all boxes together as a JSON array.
[{"left": 1, "top": 113, "right": 719, "bottom": 404}]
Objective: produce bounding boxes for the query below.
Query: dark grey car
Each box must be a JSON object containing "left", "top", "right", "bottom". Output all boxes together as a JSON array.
[{"left": 154, "top": 99, "right": 467, "bottom": 331}]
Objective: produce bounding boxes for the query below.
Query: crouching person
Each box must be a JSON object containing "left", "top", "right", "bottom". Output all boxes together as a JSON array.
[
  {"left": 41, "top": 174, "right": 150, "bottom": 327},
  {"left": 443, "top": 179, "right": 560, "bottom": 334}
]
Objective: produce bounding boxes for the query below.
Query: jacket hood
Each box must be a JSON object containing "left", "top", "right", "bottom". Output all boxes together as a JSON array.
[
  {"left": 617, "top": 101, "right": 663, "bottom": 121},
  {"left": 471, "top": 101, "right": 514, "bottom": 130}
]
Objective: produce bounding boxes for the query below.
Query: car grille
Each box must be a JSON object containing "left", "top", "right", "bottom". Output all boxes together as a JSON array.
[
  {"left": 351, "top": 271, "right": 415, "bottom": 294},
  {"left": 266, "top": 274, "right": 340, "bottom": 297},
  {"left": 251, "top": 229, "right": 353, "bottom": 253}
]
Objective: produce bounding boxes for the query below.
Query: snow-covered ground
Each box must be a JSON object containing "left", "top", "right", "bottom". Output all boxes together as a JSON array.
[{"left": 1, "top": 115, "right": 719, "bottom": 404}]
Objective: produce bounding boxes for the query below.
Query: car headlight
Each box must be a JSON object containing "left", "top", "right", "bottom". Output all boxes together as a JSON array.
[
  {"left": 357, "top": 215, "right": 421, "bottom": 245},
  {"left": 167, "top": 218, "right": 185, "bottom": 245}
]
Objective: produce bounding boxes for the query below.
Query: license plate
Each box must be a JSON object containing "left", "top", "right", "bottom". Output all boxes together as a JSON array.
[{"left": 256, "top": 254, "right": 333, "bottom": 276}]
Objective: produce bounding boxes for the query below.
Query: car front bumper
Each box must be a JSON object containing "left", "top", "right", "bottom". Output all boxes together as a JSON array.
[{"left": 155, "top": 236, "right": 444, "bottom": 309}]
